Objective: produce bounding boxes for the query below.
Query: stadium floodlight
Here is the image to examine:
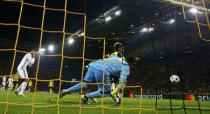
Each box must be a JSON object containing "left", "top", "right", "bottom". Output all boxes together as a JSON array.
[
  {"left": 141, "top": 27, "right": 149, "bottom": 32},
  {"left": 169, "top": 19, "right": 175, "bottom": 24},
  {"left": 105, "top": 16, "right": 112, "bottom": 22},
  {"left": 48, "top": 44, "right": 55, "bottom": 52},
  {"left": 115, "top": 10, "right": 122, "bottom": 16},
  {"left": 148, "top": 27, "right": 154, "bottom": 32},
  {"left": 68, "top": 38, "right": 74, "bottom": 45},
  {"left": 189, "top": 8, "right": 198, "bottom": 14}
]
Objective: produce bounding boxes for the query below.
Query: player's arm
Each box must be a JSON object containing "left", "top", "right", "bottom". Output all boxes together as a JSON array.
[
  {"left": 28, "top": 53, "right": 35, "bottom": 67},
  {"left": 111, "top": 65, "right": 130, "bottom": 100},
  {"left": 118, "top": 65, "right": 130, "bottom": 89}
]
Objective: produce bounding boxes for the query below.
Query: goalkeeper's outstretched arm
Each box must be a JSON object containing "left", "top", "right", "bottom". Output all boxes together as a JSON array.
[
  {"left": 111, "top": 64, "right": 130, "bottom": 101},
  {"left": 111, "top": 57, "right": 138, "bottom": 103}
]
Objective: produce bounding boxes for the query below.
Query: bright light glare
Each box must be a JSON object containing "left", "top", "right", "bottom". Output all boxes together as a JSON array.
[
  {"left": 141, "top": 27, "right": 148, "bottom": 32},
  {"left": 141, "top": 27, "right": 154, "bottom": 33},
  {"left": 148, "top": 27, "right": 154, "bottom": 32},
  {"left": 115, "top": 10, "right": 122, "bottom": 16},
  {"left": 39, "top": 48, "right": 46, "bottom": 52},
  {"left": 68, "top": 38, "right": 74, "bottom": 44},
  {"left": 48, "top": 45, "right": 54, "bottom": 52},
  {"left": 79, "top": 32, "right": 84, "bottom": 37},
  {"left": 39, "top": 48, "right": 46, "bottom": 54},
  {"left": 189, "top": 8, "right": 198, "bottom": 14},
  {"left": 105, "top": 16, "right": 112, "bottom": 22},
  {"left": 169, "top": 19, "right": 175, "bottom": 24}
]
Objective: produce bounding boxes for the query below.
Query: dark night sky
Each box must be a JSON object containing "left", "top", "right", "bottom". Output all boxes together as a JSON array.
[{"left": 0, "top": 0, "right": 120, "bottom": 85}]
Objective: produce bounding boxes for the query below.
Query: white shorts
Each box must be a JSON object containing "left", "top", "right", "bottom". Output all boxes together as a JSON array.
[
  {"left": 17, "top": 66, "right": 28, "bottom": 78},
  {"left": 2, "top": 82, "right": 6, "bottom": 87}
]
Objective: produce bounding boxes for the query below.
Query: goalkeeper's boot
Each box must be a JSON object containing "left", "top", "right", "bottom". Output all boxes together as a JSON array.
[
  {"left": 59, "top": 89, "right": 69, "bottom": 98},
  {"left": 81, "top": 94, "right": 90, "bottom": 105},
  {"left": 90, "top": 98, "right": 98, "bottom": 103}
]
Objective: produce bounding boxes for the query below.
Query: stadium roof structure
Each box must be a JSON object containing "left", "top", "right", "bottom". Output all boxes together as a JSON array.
[{"left": 0, "top": 0, "right": 184, "bottom": 47}]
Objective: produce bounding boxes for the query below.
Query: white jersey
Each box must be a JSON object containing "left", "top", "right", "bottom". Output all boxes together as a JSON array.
[
  {"left": 2, "top": 77, "right": 6, "bottom": 83},
  {"left": 18, "top": 53, "right": 35, "bottom": 68},
  {"left": 2, "top": 77, "right": 6, "bottom": 87}
]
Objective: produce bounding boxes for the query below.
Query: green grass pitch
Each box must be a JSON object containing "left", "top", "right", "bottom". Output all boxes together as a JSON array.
[{"left": 0, "top": 91, "right": 210, "bottom": 114}]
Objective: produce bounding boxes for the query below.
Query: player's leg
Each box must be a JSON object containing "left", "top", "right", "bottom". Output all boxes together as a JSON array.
[
  {"left": 85, "top": 85, "right": 111, "bottom": 98},
  {"left": 13, "top": 81, "right": 18, "bottom": 90},
  {"left": 11, "top": 83, "right": 14, "bottom": 91},
  {"left": 60, "top": 83, "right": 88, "bottom": 98},
  {"left": 15, "top": 68, "right": 24, "bottom": 92},
  {"left": 49, "top": 87, "right": 53, "bottom": 94},
  {"left": 2, "top": 82, "right": 6, "bottom": 91},
  {"left": 60, "top": 68, "right": 95, "bottom": 98},
  {"left": 19, "top": 68, "right": 28, "bottom": 96},
  {"left": 15, "top": 67, "right": 28, "bottom": 96},
  {"left": 9, "top": 83, "right": 12, "bottom": 91},
  {"left": 82, "top": 84, "right": 111, "bottom": 104},
  {"left": 82, "top": 72, "right": 111, "bottom": 104},
  {"left": 7, "top": 84, "right": 10, "bottom": 91}
]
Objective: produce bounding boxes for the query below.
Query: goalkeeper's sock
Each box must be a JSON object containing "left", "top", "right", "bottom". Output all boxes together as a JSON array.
[{"left": 67, "top": 83, "right": 87, "bottom": 92}]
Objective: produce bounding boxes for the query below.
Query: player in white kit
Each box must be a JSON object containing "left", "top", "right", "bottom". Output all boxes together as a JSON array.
[
  {"left": 15, "top": 51, "right": 35, "bottom": 96},
  {"left": 1, "top": 76, "right": 6, "bottom": 91},
  {"left": 7, "top": 77, "right": 14, "bottom": 91}
]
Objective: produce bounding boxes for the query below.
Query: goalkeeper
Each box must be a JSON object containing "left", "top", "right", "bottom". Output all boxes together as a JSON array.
[
  {"left": 60, "top": 56, "right": 135, "bottom": 104},
  {"left": 106, "top": 42, "right": 127, "bottom": 104}
]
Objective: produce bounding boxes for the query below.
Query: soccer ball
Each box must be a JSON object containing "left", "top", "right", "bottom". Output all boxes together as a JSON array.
[{"left": 170, "top": 75, "right": 180, "bottom": 83}]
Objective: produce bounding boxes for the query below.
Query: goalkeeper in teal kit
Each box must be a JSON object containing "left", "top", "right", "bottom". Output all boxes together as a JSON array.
[{"left": 60, "top": 56, "right": 132, "bottom": 104}]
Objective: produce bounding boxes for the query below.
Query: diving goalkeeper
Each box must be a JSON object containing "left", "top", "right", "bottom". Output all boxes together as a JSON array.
[{"left": 60, "top": 56, "right": 135, "bottom": 104}]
